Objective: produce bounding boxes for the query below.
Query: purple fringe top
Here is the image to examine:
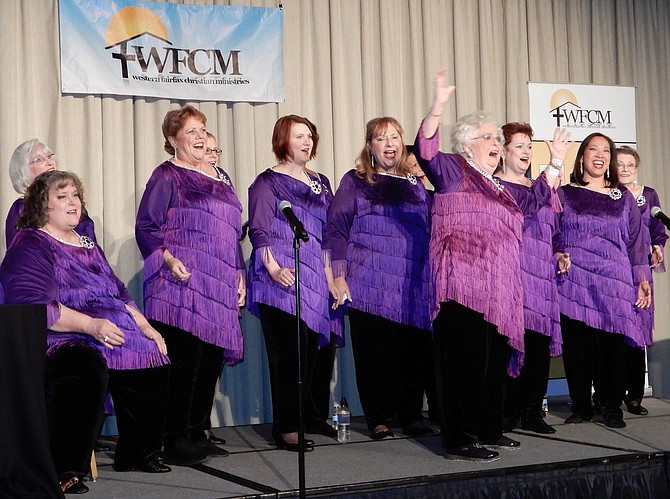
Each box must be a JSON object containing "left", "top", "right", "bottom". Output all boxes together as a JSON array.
[
  {"left": 5, "top": 197, "right": 97, "bottom": 249},
  {"left": 633, "top": 186, "right": 667, "bottom": 345},
  {"left": 322, "top": 169, "right": 432, "bottom": 331},
  {"left": 415, "top": 124, "right": 553, "bottom": 375},
  {"left": 247, "top": 168, "right": 341, "bottom": 347},
  {"left": 0, "top": 229, "right": 170, "bottom": 370},
  {"left": 501, "top": 180, "right": 562, "bottom": 357},
  {"left": 557, "top": 185, "right": 652, "bottom": 348},
  {"left": 135, "top": 161, "right": 245, "bottom": 365}
]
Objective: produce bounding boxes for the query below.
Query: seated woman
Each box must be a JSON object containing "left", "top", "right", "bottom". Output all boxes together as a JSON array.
[
  {"left": 6, "top": 138, "right": 95, "bottom": 248},
  {"left": 0, "top": 171, "right": 171, "bottom": 493}
]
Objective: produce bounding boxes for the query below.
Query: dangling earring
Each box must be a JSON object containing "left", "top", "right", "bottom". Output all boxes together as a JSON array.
[
  {"left": 370, "top": 152, "right": 376, "bottom": 169},
  {"left": 579, "top": 158, "right": 583, "bottom": 175},
  {"left": 501, "top": 158, "right": 506, "bottom": 174},
  {"left": 606, "top": 166, "right": 609, "bottom": 179}
]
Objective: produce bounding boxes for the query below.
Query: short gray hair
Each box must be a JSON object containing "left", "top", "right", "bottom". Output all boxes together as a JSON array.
[
  {"left": 9, "top": 139, "right": 51, "bottom": 194},
  {"left": 450, "top": 111, "right": 501, "bottom": 155}
]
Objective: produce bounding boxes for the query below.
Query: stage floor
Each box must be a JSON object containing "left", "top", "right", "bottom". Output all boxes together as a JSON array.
[{"left": 87, "top": 398, "right": 670, "bottom": 498}]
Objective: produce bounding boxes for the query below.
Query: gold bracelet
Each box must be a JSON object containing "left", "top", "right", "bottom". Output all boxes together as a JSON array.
[{"left": 429, "top": 111, "right": 442, "bottom": 118}]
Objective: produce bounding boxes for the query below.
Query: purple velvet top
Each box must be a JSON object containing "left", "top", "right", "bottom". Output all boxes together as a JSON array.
[
  {"left": 556, "top": 185, "right": 652, "bottom": 348},
  {"left": 501, "top": 180, "right": 562, "bottom": 356},
  {"left": 0, "top": 228, "right": 169, "bottom": 370},
  {"left": 322, "top": 169, "right": 431, "bottom": 331},
  {"left": 633, "top": 186, "right": 667, "bottom": 344},
  {"left": 247, "top": 168, "right": 340, "bottom": 347},
  {"left": 135, "top": 161, "right": 245, "bottom": 365},
  {"left": 415, "top": 124, "right": 552, "bottom": 374},
  {"left": 5, "top": 197, "right": 97, "bottom": 249}
]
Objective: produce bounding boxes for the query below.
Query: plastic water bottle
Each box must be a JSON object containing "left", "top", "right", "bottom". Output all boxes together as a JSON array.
[
  {"left": 331, "top": 401, "right": 340, "bottom": 430},
  {"left": 336, "top": 397, "right": 351, "bottom": 443}
]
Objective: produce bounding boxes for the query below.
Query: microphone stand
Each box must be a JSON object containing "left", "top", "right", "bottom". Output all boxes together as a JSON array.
[{"left": 292, "top": 227, "right": 307, "bottom": 499}]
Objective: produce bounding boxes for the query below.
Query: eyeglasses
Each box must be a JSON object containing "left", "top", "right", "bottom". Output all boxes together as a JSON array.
[
  {"left": 472, "top": 134, "right": 502, "bottom": 143},
  {"left": 374, "top": 134, "right": 400, "bottom": 143},
  {"left": 29, "top": 152, "right": 56, "bottom": 165},
  {"left": 616, "top": 162, "right": 637, "bottom": 170},
  {"left": 206, "top": 147, "right": 222, "bottom": 155}
]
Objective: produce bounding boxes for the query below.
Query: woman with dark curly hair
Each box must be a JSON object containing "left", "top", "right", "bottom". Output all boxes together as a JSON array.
[{"left": 1, "top": 170, "right": 171, "bottom": 493}]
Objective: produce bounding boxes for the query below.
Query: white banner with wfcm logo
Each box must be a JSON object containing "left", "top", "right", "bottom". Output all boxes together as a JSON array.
[
  {"left": 529, "top": 82, "right": 636, "bottom": 143},
  {"left": 59, "top": 0, "right": 284, "bottom": 103}
]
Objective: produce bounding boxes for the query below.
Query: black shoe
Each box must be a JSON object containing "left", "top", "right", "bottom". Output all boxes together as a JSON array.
[
  {"left": 275, "top": 434, "right": 314, "bottom": 452},
  {"left": 521, "top": 417, "right": 556, "bottom": 434},
  {"left": 502, "top": 417, "right": 519, "bottom": 433},
  {"left": 305, "top": 420, "right": 338, "bottom": 438},
  {"left": 565, "top": 412, "right": 592, "bottom": 424},
  {"left": 479, "top": 435, "right": 520, "bottom": 449},
  {"left": 94, "top": 439, "right": 110, "bottom": 452},
  {"left": 163, "top": 438, "right": 210, "bottom": 466},
  {"left": 195, "top": 438, "right": 230, "bottom": 457},
  {"left": 60, "top": 473, "right": 89, "bottom": 494},
  {"left": 115, "top": 456, "right": 172, "bottom": 473},
  {"left": 446, "top": 443, "right": 500, "bottom": 462},
  {"left": 603, "top": 414, "right": 626, "bottom": 429},
  {"left": 403, "top": 420, "right": 433, "bottom": 436},
  {"left": 370, "top": 426, "right": 394, "bottom": 440},
  {"left": 625, "top": 400, "right": 648, "bottom": 416},
  {"left": 207, "top": 435, "right": 227, "bottom": 445}
]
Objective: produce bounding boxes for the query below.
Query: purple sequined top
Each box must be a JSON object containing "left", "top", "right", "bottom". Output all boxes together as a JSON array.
[
  {"left": 0, "top": 228, "right": 169, "bottom": 370},
  {"left": 557, "top": 185, "right": 652, "bottom": 347},
  {"left": 501, "top": 180, "right": 562, "bottom": 356},
  {"left": 247, "top": 168, "right": 339, "bottom": 347},
  {"left": 415, "top": 124, "right": 552, "bottom": 374},
  {"left": 322, "top": 169, "right": 431, "bottom": 331},
  {"left": 135, "top": 161, "right": 245, "bottom": 365},
  {"left": 5, "top": 197, "right": 96, "bottom": 249}
]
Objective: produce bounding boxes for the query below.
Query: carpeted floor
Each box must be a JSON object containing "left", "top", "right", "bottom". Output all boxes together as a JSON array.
[{"left": 86, "top": 397, "right": 670, "bottom": 498}]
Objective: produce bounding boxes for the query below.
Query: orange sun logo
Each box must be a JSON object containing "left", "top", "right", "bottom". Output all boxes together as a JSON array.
[{"left": 105, "top": 6, "right": 170, "bottom": 49}]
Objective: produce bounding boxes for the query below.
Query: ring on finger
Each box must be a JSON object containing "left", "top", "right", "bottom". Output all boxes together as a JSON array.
[{"left": 104, "top": 336, "right": 109, "bottom": 343}]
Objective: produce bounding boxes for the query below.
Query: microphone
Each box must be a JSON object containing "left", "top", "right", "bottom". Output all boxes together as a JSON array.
[
  {"left": 651, "top": 206, "right": 670, "bottom": 231},
  {"left": 279, "top": 200, "right": 309, "bottom": 242}
]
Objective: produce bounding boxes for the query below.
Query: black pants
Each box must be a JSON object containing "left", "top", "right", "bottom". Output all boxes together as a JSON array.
[
  {"left": 258, "top": 304, "right": 320, "bottom": 436},
  {"left": 433, "top": 301, "right": 510, "bottom": 448},
  {"left": 503, "top": 330, "right": 551, "bottom": 420},
  {"left": 46, "top": 344, "right": 108, "bottom": 476},
  {"left": 108, "top": 365, "right": 169, "bottom": 468},
  {"left": 561, "top": 314, "right": 625, "bottom": 419},
  {"left": 306, "top": 336, "right": 336, "bottom": 424},
  {"left": 624, "top": 344, "right": 646, "bottom": 403},
  {"left": 151, "top": 320, "right": 223, "bottom": 446},
  {"left": 349, "top": 309, "right": 428, "bottom": 431}
]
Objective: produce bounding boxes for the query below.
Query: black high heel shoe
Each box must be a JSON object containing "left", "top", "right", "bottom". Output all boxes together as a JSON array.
[{"left": 275, "top": 434, "right": 315, "bottom": 452}]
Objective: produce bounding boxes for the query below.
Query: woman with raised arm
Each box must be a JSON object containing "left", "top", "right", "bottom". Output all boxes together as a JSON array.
[
  {"left": 496, "top": 122, "right": 571, "bottom": 435},
  {"left": 414, "top": 69, "right": 562, "bottom": 462}
]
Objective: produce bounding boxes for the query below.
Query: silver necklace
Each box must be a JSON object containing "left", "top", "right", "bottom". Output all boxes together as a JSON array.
[
  {"left": 631, "top": 185, "right": 646, "bottom": 206},
  {"left": 377, "top": 171, "right": 418, "bottom": 185},
  {"left": 172, "top": 159, "right": 228, "bottom": 183},
  {"left": 304, "top": 171, "right": 322, "bottom": 194},
  {"left": 571, "top": 183, "right": 622, "bottom": 200},
  {"left": 467, "top": 160, "right": 504, "bottom": 191},
  {"left": 39, "top": 227, "right": 94, "bottom": 249}
]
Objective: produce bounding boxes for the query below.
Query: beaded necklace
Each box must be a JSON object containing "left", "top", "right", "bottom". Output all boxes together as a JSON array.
[{"left": 39, "top": 227, "right": 94, "bottom": 249}]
